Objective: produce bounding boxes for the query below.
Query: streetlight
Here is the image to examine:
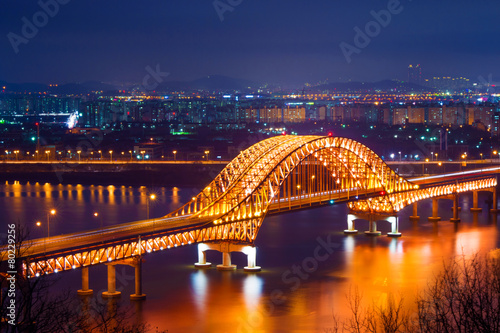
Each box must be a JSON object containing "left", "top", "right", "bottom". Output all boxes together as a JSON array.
[
  {"left": 45, "top": 150, "right": 50, "bottom": 161},
  {"left": 77, "top": 150, "right": 81, "bottom": 162},
  {"left": 173, "top": 150, "right": 177, "bottom": 161},
  {"left": 94, "top": 212, "right": 103, "bottom": 229},
  {"left": 129, "top": 150, "right": 133, "bottom": 161},
  {"left": 431, "top": 152, "right": 434, "bottom": 162},
  {"left": 48, "top": 209, "right": 56, "bottom": 238},
  {"left": 494, "top": 150, "right": 498, "bottom": 162},
  {"left": 398, "top": 151, "right": 401, "bottom": 162},
  {"left": 147, "top": 193, "right": 156, "bottom": 220},
  {"left": 390, "top": 153, "right": 395, "bottom": 160},
  {"left": 434, "top": 153, "right": 438, "bottom": 161},
  {"left": 204, "top": 150, "right": 210, "bottom": 161},
  {"left": 109, "top": 150, "right": 113, "bottom": 162},
  {"left": 140, "top": 150, "right": 146, "bottom": 161},
  {"left": 480, "top": 153, "right": 483, "bottom": 160},
  {"left": 98, "top": 150, "right": 102, "bottom": 160},
  {"left": 14, "top": 150, "right": 19, "bottom": 160}
]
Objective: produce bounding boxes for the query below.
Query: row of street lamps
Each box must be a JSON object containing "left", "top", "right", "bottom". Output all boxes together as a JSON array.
[
  {"left": 3, "top": 149, "right": 206, "bottom": 161},
  {"left": 35, "top": 192, "right": 158, "bottom": 243}
]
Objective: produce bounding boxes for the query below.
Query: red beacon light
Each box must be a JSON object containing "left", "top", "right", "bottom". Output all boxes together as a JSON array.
[
  {"left": 328, "top": 132, "right": 333, "bottom": 137},
  {"left": 282, "top": 131, "right": 286, "bottom": 135},
  {"left": 380, "top": 191, "right": 386, "bottom": 195}
]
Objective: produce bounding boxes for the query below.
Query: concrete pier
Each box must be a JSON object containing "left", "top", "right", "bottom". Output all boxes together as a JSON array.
[
  {"left": 130, "top": 258, "right": 146, "bottom": 300},
  {"left": 77, "top": 267, "right": 93, "bottom": 296},
  {"left": 450, "top": 194, "right": 460, "bottom": 223},
  {"left": 344, "top": 214, "right": 358, "bottom": 234},
  {"left": 470, "top": 191, "right": 482, "bottom": 212},
  {"left": 409, "top": 203, "right": 420, "bottom": 221},
  {"left": 428, "top": 198, "right": 441, "bottom": 221},
  {"left": 102, "top": 264, "right": 121, "bottom": 298}
]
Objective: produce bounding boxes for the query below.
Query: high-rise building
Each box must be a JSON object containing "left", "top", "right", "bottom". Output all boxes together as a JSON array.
[
  {"left": 428, "top": 107, "right": 443, "bottom": 125},
  {"left": 392, "top": 107, "right": 407, "bottom": 125},
  {"left": 283, "top": 106, "right": 305, "bottom": 123},
  {"left": 408, "top": 64, "right": 422, "bottom": 85}
]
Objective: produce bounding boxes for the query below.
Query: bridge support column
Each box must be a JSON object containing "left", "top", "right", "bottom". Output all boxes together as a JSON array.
[
  {"left": 77, "top": 267, "right": 93, "bottom": 296},
  {"left": 194, "top": 243, "right": 212, "bottom": 268},
  {"left": 450, "top": 195, "right": 460, "bottom": 223},
  {"left": 365, "top": 217, "right": 381, "bottom": 236},
  {"left": 130, "top": 258, "right": 146, "bottom": 301},
  {"left": 217, "top": 252, "right": 237, "bottom": 271},
  {"left": 490, "top": 189, "right": 498, "bottom": 213},
  {"left": 243, "top": 246, "right": 261, "bottom": 272},
  {"left": 102, "top": 264, "right": 121, "bottom": 298},
  {"left": 216, "top": 242, "right": 237, "bottom": 270},
  {"left": 470, "top": 191, "right": 482, "bottom": 212},
  {"left": 344, "top": 214, "right": 358, "bottom": 234},
  {"left": 387, "top": 216, "right": 402, "bottom": 237},
  {"left": 409, "top": 203, "right": 419, "bottom": 221},
  {"left": 428, "top": 199, "right": 441, "bottom": 222}
]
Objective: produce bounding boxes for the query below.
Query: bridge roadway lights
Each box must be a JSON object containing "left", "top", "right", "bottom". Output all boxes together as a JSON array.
[
  {"left": 77, "top": 267, "right": 93, "bottom": 296},
  {"left": 195, "top": 242, "right": 261, "bottom": 272}
]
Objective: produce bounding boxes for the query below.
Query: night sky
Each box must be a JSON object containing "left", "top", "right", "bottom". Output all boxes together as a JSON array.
[{"left": 1, "top": 0, "right": 499, "bottom": 86}]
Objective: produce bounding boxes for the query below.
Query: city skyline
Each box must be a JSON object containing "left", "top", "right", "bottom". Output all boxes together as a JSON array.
[{"left": 1, "top": 1, "right": 500, "bottom": 86}]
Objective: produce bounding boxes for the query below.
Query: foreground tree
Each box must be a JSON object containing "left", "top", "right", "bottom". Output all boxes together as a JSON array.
[
  {"left": 1, "top": 224, "right": 166, "bottom": 333},
  {"left": 329, "top": 250, "right": 500, "bottom": 333}
]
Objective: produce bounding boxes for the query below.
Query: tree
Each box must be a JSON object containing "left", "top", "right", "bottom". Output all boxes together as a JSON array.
[
  {"left": 1, "top": 223, "right": 166, "bottom": 333},
  {"left": 328, "top": 250, "right": 500, "bottom": 333}
]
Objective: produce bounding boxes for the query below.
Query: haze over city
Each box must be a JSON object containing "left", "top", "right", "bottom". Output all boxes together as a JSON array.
[{"left": 1, "top": 0, "right": 500, "bottom": 86}]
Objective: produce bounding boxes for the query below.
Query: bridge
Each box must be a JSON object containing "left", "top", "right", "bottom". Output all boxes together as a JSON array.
[{"left": 1, "top": 135, "right": 498, "bottom": 300}]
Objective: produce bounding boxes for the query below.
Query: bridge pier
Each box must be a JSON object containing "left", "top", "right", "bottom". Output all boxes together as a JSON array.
[
  {"left": 194, "top": 243, "right": 212, "bottom": 268},
  {"left": 409, "top": 203, "right": 419, "bottom": 221},
  {"left": 344, "top": 214, "right": 358, "bottom": 234},
  {"left": 130, "top": 258, "right": 146, "bottom": 301},
  {"left": 365, "top": 218, "right": 381, "bottom": 236},
  {"left": 102, "top": 264, "right": 121, "bottom": 299},
  {"left": 387, "top": 216, "right": 402, "bottom": 237},
  {"left": 242, "top": 246, "right": 261, "bottom": 272},
  {"left": 218, "top": 251, "right": 236, "bottom": 271},
  {"left": 450, "top": 194, "right": 460, "bottom": 223},
  {"left": 101, "top": 258, "right": 146, "bottom": 300},
  {"left": 490, "top": 189, "right": 498, "bottom": 213},
  {"left": 428, "top": 198, "right": 441, "bottom": 222},
  {"left": 470, "top": 191, "right": 482, "bottom": 212},
  {"left": 195, "top": 242, "right": 261, "bottom": 272},
  {"left": 77, "top": 267, "right": 93, "bottom": 296}
]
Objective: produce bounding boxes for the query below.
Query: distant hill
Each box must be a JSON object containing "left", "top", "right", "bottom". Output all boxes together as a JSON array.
[
  {"left": 155, "top": 75, "right": 258, "bottom": 92},
  {"left": 313, "top": 80, "right": 431, "bottom": 93}
]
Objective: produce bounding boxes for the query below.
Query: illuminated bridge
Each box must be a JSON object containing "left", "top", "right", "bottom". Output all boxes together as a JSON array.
[{"left": 2, "top": 135, "right": 498, "bottom": 299}]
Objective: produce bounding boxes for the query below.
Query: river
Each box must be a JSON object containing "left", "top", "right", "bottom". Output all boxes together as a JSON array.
[{"left": 1, "top": 181, "right": 499, "bottom": 332}]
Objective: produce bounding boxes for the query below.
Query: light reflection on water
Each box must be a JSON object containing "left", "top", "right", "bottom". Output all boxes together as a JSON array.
[{"left": 1, "top": 182, "right": 499, "bottom": 332}]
